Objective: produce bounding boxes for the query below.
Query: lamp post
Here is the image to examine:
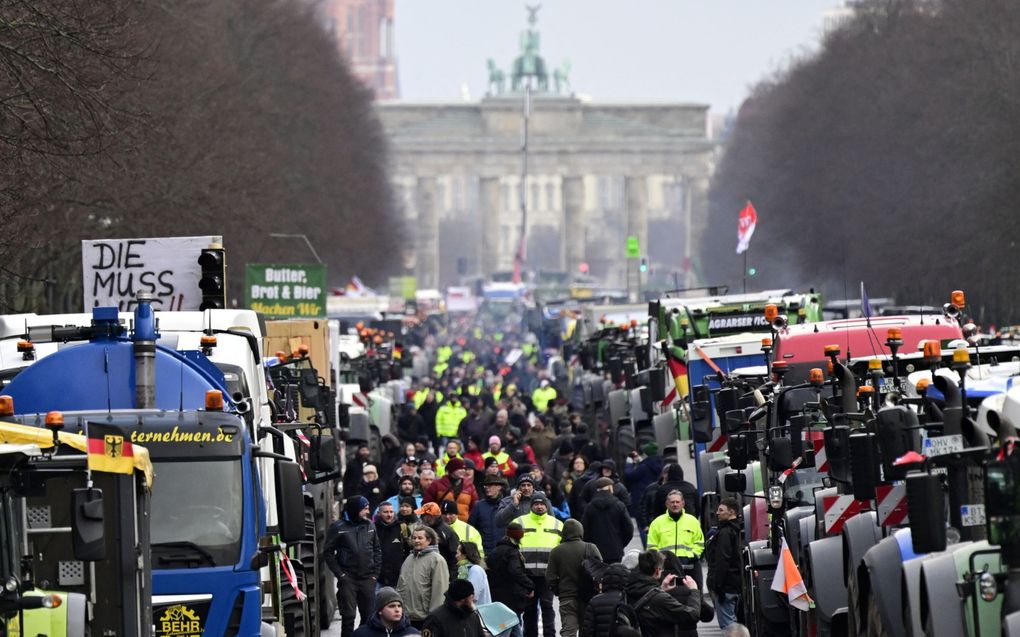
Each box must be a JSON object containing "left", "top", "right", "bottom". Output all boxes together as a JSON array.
[{"left": 268, "top": 233, "right": 324, "bottom": 265}]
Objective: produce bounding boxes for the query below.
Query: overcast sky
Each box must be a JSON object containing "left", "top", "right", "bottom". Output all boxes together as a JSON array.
[{"left": 394, "top": 0, "right": 846, "bottom": 112}]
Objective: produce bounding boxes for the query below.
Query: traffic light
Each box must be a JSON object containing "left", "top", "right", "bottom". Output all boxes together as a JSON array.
[
  {"left": 639, "top": 258, "right": 648, "bottom": 273},
  {"left": 747, "top": 266, "right": 757, "bottom": 276},
  {"left": 198, "top": 246, "right": 226, "bottom": 310}
]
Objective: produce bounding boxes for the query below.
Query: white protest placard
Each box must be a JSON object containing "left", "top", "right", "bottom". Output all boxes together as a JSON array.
[{"left": 82, "top": 236, "right": 223, "bottom": 311}]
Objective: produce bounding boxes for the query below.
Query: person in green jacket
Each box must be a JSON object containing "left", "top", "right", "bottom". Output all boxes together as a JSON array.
[{"left": 546, "top": 519, "right": 602, "bottom": 637}]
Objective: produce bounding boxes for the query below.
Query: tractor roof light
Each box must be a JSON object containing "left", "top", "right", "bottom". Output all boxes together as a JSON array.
[
  {"left": 952, "top": 346, "right": 971, "bottom": 366},
  {"left": 16, "top": 340, "right": 33, "bottom": 352},
  {"left": 824, "top": 344, "right": 840, "bottom": 356},
  {"left": 44, "top": 411, "right": 64, "bottom": 429},
  {"left": 809, "top": 368, "right": 825, "bottom": 386},
  {"left": 915, "top": 378, "right": 931, "bottom": 393},
  {"left": 857, "top": 386, "right": 875, "bottom": 397},
  {"left": 923, "top": 340, "right": 942, "bottom": 360},
  {"left": 205, "top": 390, "right": 224, "bottom": 411},
  {"left": 200, "top": 335, "right": 217, "bottom": 348},
  {"left": 951, "top": 290, "right": 966, "bottom": 309},
  {"left": 0, "top": 396, "right": 13, "bottom": 417},
  {"left": 764, "top": 304, "right": 779, "bottom": 322},
  {"left": 886, "top": 327, "right": 903, "bottom": 345}
]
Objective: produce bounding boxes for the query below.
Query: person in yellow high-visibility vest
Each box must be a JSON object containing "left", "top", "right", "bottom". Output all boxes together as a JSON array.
[
  {"left": 435, "top": 440, "right": 464, "bottom": 478},
  {"left": 513, "top": 494, "right": 562, "bottom": 637},
  {"left": 531, "top": 379, "right": 557, "bottom": 413},
  {"left": 440, "top": 500, "right": 484, "bottom": 557},
  {"left": 647, "top": 489, "right": 704, "bottom": 587},
  {"left": 434, "top": 397, "right": 466, "bottom": 447}
]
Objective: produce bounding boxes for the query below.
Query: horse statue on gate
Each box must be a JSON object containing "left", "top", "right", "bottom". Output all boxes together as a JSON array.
[{"left": 486, "top": 59, "right": 506, "bottom": 95}]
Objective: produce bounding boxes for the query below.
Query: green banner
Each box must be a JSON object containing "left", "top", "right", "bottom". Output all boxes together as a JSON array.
[
  {"left": 245, "top": 263, "right": 327, "bottom": 318},
  {"left": 388, "top": 276, "right": 417, "bottom": 300}
]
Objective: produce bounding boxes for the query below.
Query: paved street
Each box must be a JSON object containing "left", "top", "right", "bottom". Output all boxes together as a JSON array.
[{"left": 322, "top": 526, "right": 724, "bottom": 636}]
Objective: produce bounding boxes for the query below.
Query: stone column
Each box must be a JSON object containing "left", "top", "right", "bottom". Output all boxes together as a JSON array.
[
  {"left": 625, "top": 175, "right": 648, "bottom": 300},
  {"left": 687, "top": 176, "right": 710, "bottom": 288},
  {"left": 561, "top": 176, "right": 585, "bottom": 274},
  {"left": 415, "top": 176, "right": 439, "bottom": 289},
  {"left": 479, "top": 177, "right": 500, "bottom": 279}
]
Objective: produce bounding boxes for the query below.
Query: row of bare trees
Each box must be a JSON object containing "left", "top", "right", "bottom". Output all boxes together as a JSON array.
[
  {"left": 704, "top": 0, "right": 1020, "bottom": 324},
  {"left": 0, "top": 0, "right": 400, "bottom": 312}
]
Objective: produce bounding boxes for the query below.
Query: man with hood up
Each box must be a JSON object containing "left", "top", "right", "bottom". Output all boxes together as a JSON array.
[
  {"left": 325, "top": 496, "right": 382, "bottom": 637},
  {"left": 546, "top": 519, "right": 602, "bottom": 637},
  {"left": 351, "top": 587, "right": 420, "bottom": 636}
]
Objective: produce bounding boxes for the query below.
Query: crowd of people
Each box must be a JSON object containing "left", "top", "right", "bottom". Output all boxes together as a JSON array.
[{"left": 324, "top": 322, "right": 748, "bottom": 637}]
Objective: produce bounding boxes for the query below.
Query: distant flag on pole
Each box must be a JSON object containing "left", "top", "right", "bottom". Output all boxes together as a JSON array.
[
  {"left": 860, "top": 281, "right": 873, "bottom": 319},
  {"left": 771, "top": 534, "right": 814, "bottom": 611},
  {"left": 736, "top": 201, "right": 758, "bottom": 254}
]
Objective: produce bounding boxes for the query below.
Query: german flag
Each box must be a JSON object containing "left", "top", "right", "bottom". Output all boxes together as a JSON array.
[{"left": 87, "top": 422, "right": 135, "bottom": 475}]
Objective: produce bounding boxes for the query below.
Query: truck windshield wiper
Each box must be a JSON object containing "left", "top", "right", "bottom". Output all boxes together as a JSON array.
[{"left": 152, "top": 541, "right": 216, "bottom": 567}]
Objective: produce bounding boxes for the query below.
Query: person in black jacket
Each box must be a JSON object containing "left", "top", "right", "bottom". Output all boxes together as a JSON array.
[
  {"left": 706, "top": 498, "right": 743, "bottom": 630},
  {"left": 468, "top": 474, "right": 507, "bottom": 554},
  {"left": 375, "top": 502, "right": 409, "bottom": 588},
  {"left": 580, "top": 563, "right": 630, "bottom": 637},
  {"left": 325, "top": 496, "right": 383, "bottom": 637},
  {"left": 421, "top": 579, "right": 485, "bottom": 637},
  {"left": 487, "top": 522, "right": 534, "bottom": 634},
  {"left": 626, "top": 549, "right": 701, "bottom": 637},
  {"left": 651, "top": 464, "right": 698, "bottom": 519},
  {"left": 581, "top": 478, "right": 634, "bottom": 563}
]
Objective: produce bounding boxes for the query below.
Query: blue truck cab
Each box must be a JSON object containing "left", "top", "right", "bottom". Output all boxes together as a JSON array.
[{"left": 0, "top": 300, "right": 305, "bottom": 637}]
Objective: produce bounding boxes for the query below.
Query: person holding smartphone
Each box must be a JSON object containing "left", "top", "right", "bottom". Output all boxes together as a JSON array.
[{"left": 625, "top": 549, "right": 702, "bottom": 637}]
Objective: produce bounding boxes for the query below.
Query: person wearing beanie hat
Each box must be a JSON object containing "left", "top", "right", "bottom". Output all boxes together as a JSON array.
[
  {"left": 421, "top": 578, "right": 484, "bottom": 637},
  {"left": 351, "top": 587, "right": 419, "bottom": 636},
  {"left": 415, "top": 502, "right": 460, "bottom": 578},
  {"left": 440, "top": 499, "right": 485, "bottom": 558},
  {"left": 422, "top": 454, "right": 478, "bottom": 522},
  {"left": 494, "top": 472, "right": 546, "bottom": 529},
  {"left": 582, "top": 475, "right": 634, "bottom": 564},
  {"left": 623, "top": 441, "right": 665, "bottom": 537},
  {"left": 326, "top": 496, "right": 382, "bottom": 637},
  {"left": 375, "top": 475, "right": 423, "bottom": 519},
  {"left": 487, "top": 521, "right": 534, "bottom": 633},
  {"left": 483, "top": 434, "right": 518, "bottom": 479},
  {"left": 511, "top": 483, "right": 562, "bottom": 637}
]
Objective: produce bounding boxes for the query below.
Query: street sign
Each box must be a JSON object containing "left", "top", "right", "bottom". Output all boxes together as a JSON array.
[
  {"left": 625, "top": 235, "right": 640, "bottom": 259},
  {"left": 245, "top": 263, "right": 327, "bottom": 319},
  {"left": 82, "top": 236, "right": 222, "bottom": 311}
]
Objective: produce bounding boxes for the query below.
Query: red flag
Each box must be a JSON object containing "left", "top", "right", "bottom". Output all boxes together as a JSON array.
[{"left": 737, "top": 201, "right": 758, "bottom": 254}]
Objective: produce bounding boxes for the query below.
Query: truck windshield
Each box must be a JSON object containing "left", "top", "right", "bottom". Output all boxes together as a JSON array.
[{"left": 150, "top": 460, "right": 243, "bottom": 568}]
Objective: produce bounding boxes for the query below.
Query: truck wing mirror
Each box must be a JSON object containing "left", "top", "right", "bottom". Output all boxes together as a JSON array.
[
  {"left": 690, "top": 398, "right": 713, "bottom": 443},
  {"left": 648, "top": 368, "right": 666, "bottom": 402},
  {"left": 723, "top": 409, "right": 745, "bottom": 435},
  {"left": 728, "top": 434, "right": 748, "bottom": 470},
  {"left": 299, "top": 369, "right": 322, "bottom": 410},
  {"left": 71, "top": 488, "right": 106, "bottom": 562},
  {"left": 275, "top": 461, "right": 306, "bottom": 544},
  {"left": 769, "top": 436, "right": 794, "bottom": 472},
  {"left": 716, "top": 387, "right": 740, "bottom": 421},
  {"left": 308, "top": 434, "right": 341, "bottom": 484},
  {"left": 849, "top": 432, "right": 879, "bottom": 501},
  {"left": 907, "top": 472, "right": 946, "bottom": 553},
  {"left": 876, "top": 406, "right": 918, "bottom": 480},
  {"left": 723, "top": 471, "right": 747, "bottom": 494}
]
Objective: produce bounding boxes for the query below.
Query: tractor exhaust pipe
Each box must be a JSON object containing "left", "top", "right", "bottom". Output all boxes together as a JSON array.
[{"left": 133, "top": 293, "right": 157, "bottom": 409}]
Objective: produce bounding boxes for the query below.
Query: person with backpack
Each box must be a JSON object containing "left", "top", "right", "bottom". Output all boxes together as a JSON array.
[
  {"left": 706, "top": 498, "right": 743, "bottom": 629},
  {"left": 625, "top": 549, "right": 701, "bottom": 637},
  {"left": 546, "top": 519, "right": 602, "bottom": 637},
  {"left": 580, "top": 564, "right": 638, "bottom": 637}
]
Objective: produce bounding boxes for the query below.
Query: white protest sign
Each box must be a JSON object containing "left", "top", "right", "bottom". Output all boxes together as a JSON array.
[{"left": 82, "top": 236, "right": 222, "bottom": 311}]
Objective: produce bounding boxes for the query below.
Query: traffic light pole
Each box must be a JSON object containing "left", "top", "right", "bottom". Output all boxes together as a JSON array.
[{"left": 743, "top": 249, "right": 748, "bottom": 293}]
